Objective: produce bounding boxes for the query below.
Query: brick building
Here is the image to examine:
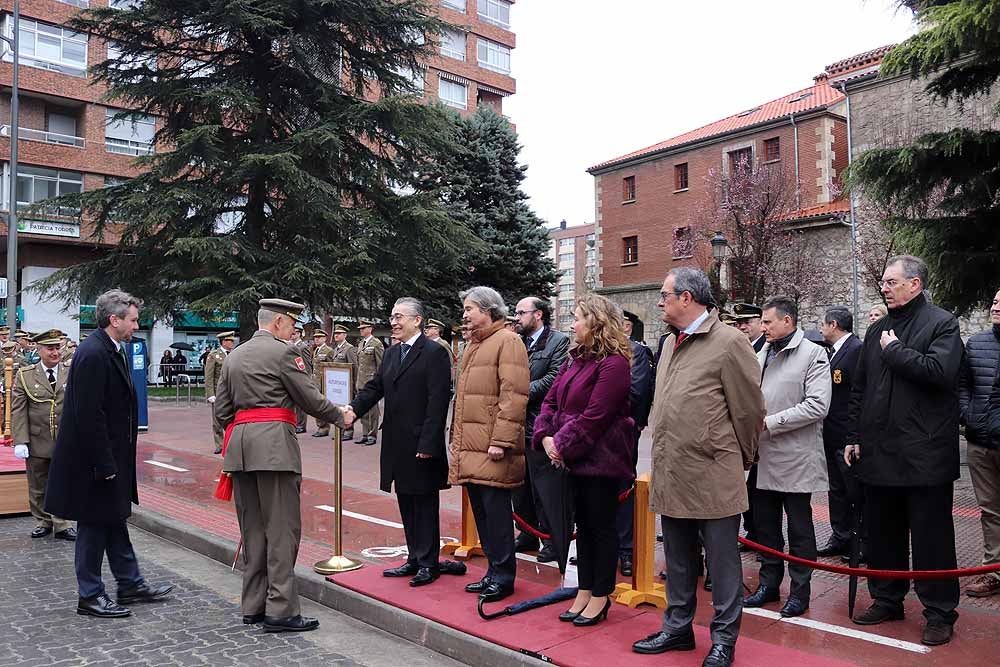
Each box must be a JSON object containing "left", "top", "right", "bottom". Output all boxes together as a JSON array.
[
  {"left": 0, "top": 0, "right": 516, "bottom": 366},
  {"left": 546, "top": 220, "right": 595, "bottom": 333},
  {"left": 584, "top": 50, "right": 910, "bottom": 344}
]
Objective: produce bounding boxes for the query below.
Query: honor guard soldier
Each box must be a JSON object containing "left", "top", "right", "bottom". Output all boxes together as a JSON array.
[
  {"left": 733, "top": 303, "right": 766, "bottom": 353},
  {"left": 289, "top": 321, "right": 309, "bottom": 433},
  {"left": 425, "top": 319, "right": 455, "bottom": 365},
  {"left": 14, "top": 330, "right": 32, "bottom": 366},
  {"left": 355, "top": 320, "right": 384, "bottom": 445},
  {"left": 0, "top": 325, "right": 9, "bottom": 344},
  {"left": 11, "top": 329, "right": 76, "bottom": 541},
  {"left": 328, "top": 325, "right": 359, "bottom": 440},
  {"left": 214, "top": 298, "right": 348, "bottom": 632},
  {"left": 310, "top": 330, "right": 335, "bottom": 437},
  {"left": 62, "top": 339, "right": 78, "bottom": 362},
  {"left": 205, "top": 331, "right": 237, "bottom": 454}
]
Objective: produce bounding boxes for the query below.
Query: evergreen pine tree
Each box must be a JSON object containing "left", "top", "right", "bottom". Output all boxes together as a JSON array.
[
  {"left": 36, "top": 0, "right": 475, "bottom": 336},
  {"left": 846, "top": 0, "right": 1000, "bottom": 314}
]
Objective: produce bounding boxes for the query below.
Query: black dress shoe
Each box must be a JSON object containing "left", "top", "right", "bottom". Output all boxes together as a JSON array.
[
  {"left": 409, "top": 567, "right": 440, "bottom": 587},
  {"left": 383, "top": 563, "right": 419, "bottom": 578},
  {"left": 361, "top": 437, "right": 376, "bottom": 446},
  {"left": 479, "top": 582, "right": 514, "bottom": 603},
  {"left": 262, "top": 615, "right": 319, "bottom": 633},
  {"left": 294, "top": 427, "right": 306, "bottom": 434},
  {"left": 572, "top": 599, "right": 611, "bottom": 627},
  {"left": 243, "top": 612, "right": 265, "bottom": 624},
  {"left": 632, "top": 630, "right": 696, "bottom": 654},
  {"left": 514, "top": 534, "right": 540, "bottom": 553},
  {"left": 213, "top": 446, "right": 223, "bottom": 454},
  {"left": 620, "top": 555, "right": 633, "bottom": 577},
  {"left": 817, "top": 539, "right": 850, "bottom": 558},
  {"left": 77, "top": 593, "right": 131, "bottom": 618},
  {"left": 31, "top": 525, "right": 52, "bottom": 538},
  {"left": 342, "top": 430, "right": 354, "bottom": 439},
  {"left": 702, "top": 643, "right": 736, "bottom": 667},
  {"left": 117, "top": 583, "right": 173, "bottom": 604},
  {"left": 438, "top": 560, "right": 467, "bottom": 576},
  {"left": 537, "top": 544, "right": 558, "bottom": 563},
  {"left": 852, "top": 603, "right": 904, "bottom": 625},
  {"left": 922, "top": 621, "right": 954, "bottom": 646},
  {"left": 779, "top": 597, "right": 809, "bottom": 617},
  {"left": 465, "top": 577, "right": 492, "bottom": 594},
  {"left": 54, "top": 528, "right": 78, "bottom": 541},
  {"left": 311, "top": 431, "right": 329, "bottom": 437},
  {"left": 743, "top": 584, "right": 779, "bottom": 607}
]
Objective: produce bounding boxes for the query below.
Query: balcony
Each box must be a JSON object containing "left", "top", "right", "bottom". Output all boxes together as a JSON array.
[
  {"left": 0, "top": 124, "right": 86, "bottom": 148},
  {"left": 105, "top": 138, "right": 154, "bottom": 156}
]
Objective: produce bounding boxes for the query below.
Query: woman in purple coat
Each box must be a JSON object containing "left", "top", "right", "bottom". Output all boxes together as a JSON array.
[{"left": 533, "top": 294, "right": 635, "bottom": 627}]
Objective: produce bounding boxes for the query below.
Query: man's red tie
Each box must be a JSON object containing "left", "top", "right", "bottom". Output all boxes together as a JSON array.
[{"left": 673, "top": 332, "right": 689, "bottom": 352}]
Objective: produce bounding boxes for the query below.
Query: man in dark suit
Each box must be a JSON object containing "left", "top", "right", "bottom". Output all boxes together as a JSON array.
[
  {"left": 45, "top": 290, "right": 172, "bottom": 619},
  {"left": 512, "top": 296, "right": 569, "bottom": 561},
  {"left": 817, "top": 306, "right": 864, "bottom": 557},
  {"left": 345, "top": 297, "right": 465, "bottom": 587}
]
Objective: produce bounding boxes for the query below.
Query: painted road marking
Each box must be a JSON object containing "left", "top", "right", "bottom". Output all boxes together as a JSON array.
[
  {"left": 144, "top": 460, "right": 189, "bottom": 472},
  {"left": 315, "top": 505, "right": 405, "bottom": 529},
  {"left": 743, "top": 608, "right": 930, "bottom": 654}
]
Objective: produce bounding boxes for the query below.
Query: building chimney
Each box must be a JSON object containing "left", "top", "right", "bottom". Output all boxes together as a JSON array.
[{"left": 560, "top": 219, "right": 567, "bottom": 230}]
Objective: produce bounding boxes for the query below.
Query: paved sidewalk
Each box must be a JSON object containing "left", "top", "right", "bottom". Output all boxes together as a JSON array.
[{"left": 0, "top": 515, "right": 462, "bottom": 667}]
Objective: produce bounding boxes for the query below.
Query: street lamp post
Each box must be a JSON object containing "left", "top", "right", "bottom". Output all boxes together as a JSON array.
[
  {"left": 710, "top": 230, "right": 729, "bottom": 299},
  {"left": 2, "top": 0, "right": 19, "bottom": 332}
]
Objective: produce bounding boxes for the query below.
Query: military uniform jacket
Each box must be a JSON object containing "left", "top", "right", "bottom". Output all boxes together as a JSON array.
[
  {"left": 204, "top": 348, "right": 228, "bottom": 397},
  {"left": 292, "top": 340, "right": 313, "bottom": 376},
  {"left": 356, "top": 336, "right": 384, "bottom": 390},
  {"left": 313, "top": 343, "right": 334, "bottom": 365},
  {"left": 216, "top": 330, "right": 345, "bottom": 474},
  {"left": 330, "top": 341, "right": 359, "bottom": 373},
  {"left": 11, "top": 361, "right": 71, "bottom": 459}
]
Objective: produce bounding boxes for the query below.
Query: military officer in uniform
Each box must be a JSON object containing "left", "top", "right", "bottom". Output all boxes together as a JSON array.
[
  {"left": 733, "top": 303, "right": 766, "bottom": 353},
  {"left": 11, "top": 329, "right": 76, "bottom": 541},
  {"left": 326, "top": 325, "right": 359, "bottom": 441},
  {"left": 355, "top": 320, "right": 384, "bottom": 445},
  {"left": 310, "top": 330, "right": 335, "bottom": 437},
  {"left": 62, "top": 339, "right": 78, "bottom": 362},
  {"left": 215, "top": 298, "right": 348, "bottom": 632},
  {"left": 0, "top": 325, "right": 10, "bottom": 344},
  {"left": 425, "top": 319, "right": 455, "bottom": 365},
  {"left": 288, "top": 322, "right": 309, "bottom": 433},
  {"left": 14, "top": 330, "right": 32, "bottom": 366},
  {"left": 205, "top": 331, "right": 236, "bottom": 454}
]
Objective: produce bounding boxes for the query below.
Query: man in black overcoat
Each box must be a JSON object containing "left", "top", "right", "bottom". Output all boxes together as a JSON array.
[
  {"left": 345, "top": 297, "right": 464, "bottom": 587},
  {"left": 46, "top": 290, "right": 172, "bottom": 618}
]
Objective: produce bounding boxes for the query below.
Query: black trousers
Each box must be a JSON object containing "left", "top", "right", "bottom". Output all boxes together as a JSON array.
[
  {"left": 753, "top": 489, "right": 816, "bottom": 601},
  {"left": 511, "top": 444, "right": 550, "bottom": 542},
  {"left": 866, "top": 483, "right": 959, "bottom": 624},
  {"left": 826, "top": 446, "right": 852, "bottom": 545},
  {"left": 75, "top": 520, "right": 144, "bottom": 599},
  {"left": 742, "top": 464, "right": 758, "bottom": 539},
  {"left": 398, "top": 492, "right": 440, "bottom": 569},
  {"left": 467, "top": 484, "right": 516, "bottom": 588},
  {"left": 615, "top": 428, "right": 641, "bottom": 558},
  {"left": 573, "top": 475, "right": 620, "bottom": 597}
]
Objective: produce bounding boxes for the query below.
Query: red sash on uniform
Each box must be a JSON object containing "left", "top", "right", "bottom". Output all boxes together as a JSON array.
[{"left": 213, "top": 407, "right": 298, "bottom": 501}]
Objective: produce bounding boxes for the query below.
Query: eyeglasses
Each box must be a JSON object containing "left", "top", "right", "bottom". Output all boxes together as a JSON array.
[
  {"left": 514, "top": 309, "right": 537, "bottom": 316},
  {"left": 658, "top": 291, "right": 685, "bottom": 302},
  {"left": 388, "top": 313, "right": 412, "bottom": 323},
  {"left": 879, "top": 278, "right": 913, "bottom": 288}
]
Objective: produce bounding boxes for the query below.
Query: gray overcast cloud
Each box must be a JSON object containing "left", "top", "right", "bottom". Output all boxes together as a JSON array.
[{"left": 503, "top": 1, "right": 916, "bottom": 227}]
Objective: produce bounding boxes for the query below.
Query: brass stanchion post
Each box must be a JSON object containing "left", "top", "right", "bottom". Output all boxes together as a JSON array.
[
  {"left": 314, "top": 424, "right": 363, "bottom": 574},
  {"left": 440, "top": 487, "right": 484, "bottom": 560},
  {"left": 613, "top": 473, "right": 666, "bottom": 608}
]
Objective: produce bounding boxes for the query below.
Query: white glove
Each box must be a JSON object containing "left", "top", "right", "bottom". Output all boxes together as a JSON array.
[
  {"left": 13, "top": 444, "right": 29, "bottom": 459},
  {"left": 207, "top": 396, "right": 216, "bottom": 404}
]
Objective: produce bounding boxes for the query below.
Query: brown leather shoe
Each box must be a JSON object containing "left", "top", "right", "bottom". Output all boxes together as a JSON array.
[
  {"left": 921, "top": 622, "right": 953, "bottom": 646},
  {"left": 965, "top": 574, "right": 1000, "bottom": 598},
  {"left": 852, "top": 604, "right": 904, "bottom": 625}
]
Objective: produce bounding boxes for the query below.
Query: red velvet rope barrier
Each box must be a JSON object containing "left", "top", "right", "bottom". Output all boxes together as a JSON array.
[
  {"left": 738, "top": 537, "right": 1000, "bottom": 580},
  {"left": 511, "top": 485, "right": 635, "bottom": 542}
]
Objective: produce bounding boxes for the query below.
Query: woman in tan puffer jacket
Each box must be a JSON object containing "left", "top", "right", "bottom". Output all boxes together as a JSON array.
[{"left": 449, "top": 286, "right": 529, "bottom": 602}]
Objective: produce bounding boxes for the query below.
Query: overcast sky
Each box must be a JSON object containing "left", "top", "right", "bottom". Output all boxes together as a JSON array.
[{"left": 503, "top": 1, "right": 918, "bottom": 228}]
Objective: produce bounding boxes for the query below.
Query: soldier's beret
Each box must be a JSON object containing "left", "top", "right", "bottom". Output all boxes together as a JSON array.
[
  {"left": 332, "top": 325, "right": 349, "bottom": 334},
  {"left": 217, "top": 330, "right": 237, "bottom": 341},
  {"left": 313, "top": 330, "right": 329, "bottom": 339},
  {"left": 357, "top": 319, "right": 374, "bottom": 329},
  {"left": 259, "top": 298, "right": 306, "bottom": 320},
  {"left": 732, "top": 303, "right": 762, "bottom": 320},
  {"left": 31, "top": 329, "right": 65, "bottom": 345},
  {"left": 426, "top": 319, "right": 445, "bottom": 330}
]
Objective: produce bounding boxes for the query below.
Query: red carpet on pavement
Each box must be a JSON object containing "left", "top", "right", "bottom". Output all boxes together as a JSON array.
[{"left": 327, "top": 560, "right": 857, "bottom": 666}]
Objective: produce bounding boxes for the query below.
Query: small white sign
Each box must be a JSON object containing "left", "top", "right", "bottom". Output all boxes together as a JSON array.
[
  {"left": 0, "top": 278, "right": 6, "bottom": 299},
  {"left": 323, "top": 366, "right": 352, "bottom": 406},
  {"left": 17, "top": 219, "right": 80, "bottom": 238}
]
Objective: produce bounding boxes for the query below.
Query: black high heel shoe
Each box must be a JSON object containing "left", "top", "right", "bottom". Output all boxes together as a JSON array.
[
  {"left": 572, "top": 599, "right": 611, "bottom": 627},
  {"left": 558, "top": 609, "right": 582, "bottom": 622}
]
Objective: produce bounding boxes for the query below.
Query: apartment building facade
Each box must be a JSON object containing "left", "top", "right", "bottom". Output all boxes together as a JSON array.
[
  {"left": 0, "top": 0, "right": 516, "bottom": 364},
  {"left": 546, "top": 220, "right": 595, "bottom": 333}
]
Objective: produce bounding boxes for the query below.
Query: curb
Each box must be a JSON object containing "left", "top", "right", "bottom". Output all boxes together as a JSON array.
[{"left": 129, "top": 506, "right": 538, "bottom": 667}]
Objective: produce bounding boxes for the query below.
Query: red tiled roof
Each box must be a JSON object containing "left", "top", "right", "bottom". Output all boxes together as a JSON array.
[
  {"left": 588, "top": 81, "right": 845, "bottom": 172},
  {"left": 782, "top": 199, "right": 850, "bottom": 221},
  {"left": 816, "top": 44, "right": 895, "bottom": 82}
]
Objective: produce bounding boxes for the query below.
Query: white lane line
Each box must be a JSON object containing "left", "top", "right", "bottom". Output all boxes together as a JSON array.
[
  {"left": 314, "top": 505, "right": 405, "bottom": 529},
  {"left": 743, "top": 608, "right": 930, "bottom": 654},
  {"left": 144, "top": 460, "right": 189, "bottom": 472}
]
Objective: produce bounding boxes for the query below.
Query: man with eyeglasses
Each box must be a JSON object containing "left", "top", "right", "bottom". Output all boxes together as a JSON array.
[
  {"left": 511, "top": 297, "right": 569, "bottom": 561},
  {"left": 845, "top": 255, "right": 963, "bottom": 646}
]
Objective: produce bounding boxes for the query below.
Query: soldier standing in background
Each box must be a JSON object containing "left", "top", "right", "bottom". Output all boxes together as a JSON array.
[
  {"left": 204, "top": 331, "right": 236, "bottom": 455},
  {"left": 329, "top": 325, "right": 359, "bottom": 441},
  {"left": 11, "top": 329, "right": 75, "bottom": 541},
  {"left": 289, "top": 322, "right": 309, "bottom": 434},
  {"left": 355, "top": 320, "right": 384, "bottom": 445},
  {"left": 311, "top": 330, "right": 335, "bottom": 437}
]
